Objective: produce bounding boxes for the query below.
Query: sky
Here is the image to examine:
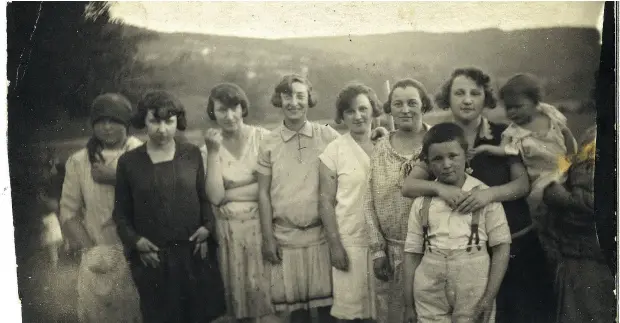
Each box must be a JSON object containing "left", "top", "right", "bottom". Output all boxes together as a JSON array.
[{"left": 109, "top": 1, "right": 605, "bottom": 39}]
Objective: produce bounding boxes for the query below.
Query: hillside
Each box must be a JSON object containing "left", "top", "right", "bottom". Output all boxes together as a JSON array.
[
  {"left": 131, "top": 25, "right": 600, "bottom": 113},
  {"left": 36, "top": 25, "right": 601, "bottom": 142}
]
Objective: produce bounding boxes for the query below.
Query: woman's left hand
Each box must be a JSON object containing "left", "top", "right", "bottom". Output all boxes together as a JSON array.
[
  {"left": 91, "top": 163, "right": 116, "bottom": 184},
  {"left": 456, "top": 188, "right": 493, "bottom": 214},
  {"left": 472, "top": 297, "right": 494, "bottom": 322},
  {"left": 371, "top": 126, "right": 389, "bottom": 141},
  {"left": 189, "top": 226, "right": 210, "bottom": 259}
]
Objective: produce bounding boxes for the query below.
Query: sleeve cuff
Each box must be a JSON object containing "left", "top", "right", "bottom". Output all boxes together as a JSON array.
[
  {"left": 503, "top": 145, "right": 519, "bottom": 156},
  {"left": 488, "top": 238, "right": 512, "bottom": 247},
  {"left": 318, "top": 154, "right": 336, "bottom": 172},
  {"left": 255, "top": 163, "right": 272, "bottom": 175},
  {"left": 58, "top": 209, "right": 78, "bottom": 224},
  {"left": 488, "top": 226, "right": 512, "bottom": 247},
  {"left": 371, "top": 250, "right": 387, "bottom": 260},
  {"left": 404, "top": 243, "right": 424, "bottom": 254}
]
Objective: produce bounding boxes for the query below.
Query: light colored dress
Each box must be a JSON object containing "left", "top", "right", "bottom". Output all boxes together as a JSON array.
[
  {"left": 41, "top": 212, "right": 63, "bottom": 246},
  {"left": 362, "top": 129, "right": 427, "bottom": 323},
  {"left": 318, "top": 133, "right": 376, "bottom": 320},
  {"left": 201, "top": 125, "right": 275, "bottom": 320},
  {"left": 255, "top": 121, "right": 340, "bottom": 313},
  {"left": 501, "top": 103, "right": 570, "bottom": 224},
  {"left": 60, "top": 136, "right": 143, "bottom": 323}
]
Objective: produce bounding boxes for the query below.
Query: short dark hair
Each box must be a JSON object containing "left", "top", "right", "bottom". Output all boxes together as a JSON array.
[
  {"left": 420, "top": 122, "right": 468, "bottom": 162},
  {"left": 270, "top": 74, "right": 317, "bottom": 108},
  {"left": 334, "top": 82, "right": 382, "bottom": 124},
  {"left": 206, "top": 83, "right": 250, "bottom": 121},
  {"left": 132, "top": 90, "right": 187, "bottom": 130},
  {"left": 435, "top": 67, "right": 498, "bottom": 110},
  {"left": 499, "top": 73, "right": 544, "bottom": 104},
  {"left": 383, "top": 78, "right": 434, "bottom": 114}
]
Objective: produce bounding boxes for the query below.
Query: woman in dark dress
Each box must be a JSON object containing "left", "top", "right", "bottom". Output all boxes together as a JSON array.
[
  {"left": 113, "top": 91, "right": 226, "bottom": 323},
  {"left": 401, "top": 67, "right": 555, "bottom": 323},
  {"left": 543, "top": 125, "right": 616, "bottom": 323}
]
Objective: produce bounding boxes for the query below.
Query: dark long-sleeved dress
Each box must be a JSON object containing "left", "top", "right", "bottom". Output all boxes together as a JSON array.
[
  {"left": 543, "top": 127, "right": 615, "bottom": 323},
  {"left": 113, "top": 140, "right": 226, "bottom": 323}
]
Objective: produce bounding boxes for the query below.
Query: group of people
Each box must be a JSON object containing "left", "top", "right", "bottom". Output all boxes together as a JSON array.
[{"left": 37, "top": 66, "right": 614, "bottom": 323}]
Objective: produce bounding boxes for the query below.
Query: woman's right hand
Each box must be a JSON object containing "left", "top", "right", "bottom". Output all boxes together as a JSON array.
[
  {"left": 136, "top": 237, "right": 160, "bottom": 268},
  {"left": 204, "top": 128, "right": 223, "bottom": 152},
  {"left": 404, "top": 304, "right": 417, "bottom": 323},
  {"left": 262, "top": 237, "right": 282, "bottom": 264},
  {"left": 437, "top": 185, "right": 469, "bottom": 209},
  {"left": 373, "top": 256, "right": 393, "bottom": 282},
  {"left": 330, "top": 243, "right": 349, "bottom": 271}
]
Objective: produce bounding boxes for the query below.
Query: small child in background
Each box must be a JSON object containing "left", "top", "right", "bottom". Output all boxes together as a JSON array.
[
  {"left": 403, "top": 123, "right": 512, "bottom": 323},
  {"left": 36, "top": 147, "right": 66, "bottom": 268},
  {"left": 469, "top": 73, "right": 577, "bottom": 226}
]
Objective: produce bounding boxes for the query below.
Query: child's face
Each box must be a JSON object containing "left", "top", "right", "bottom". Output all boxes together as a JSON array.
[
  {"left": 503, "top": 94, "right": 537, "bottom": 125},
  {"left": 93, "top": 117, "right": 127, "bottom": 148},
  {"left": 427, "top": 140, "right": 467, "bottom": 185}
]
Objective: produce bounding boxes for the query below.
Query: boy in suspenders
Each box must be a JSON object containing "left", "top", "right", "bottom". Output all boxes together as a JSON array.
[{"left": 403, "top": 123, "right": 512, "bottom": 323}]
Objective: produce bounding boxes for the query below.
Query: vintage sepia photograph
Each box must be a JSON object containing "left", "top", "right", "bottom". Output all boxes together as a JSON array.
[{"left": 6, "top": 1, "right": 616, "bottom": 322}]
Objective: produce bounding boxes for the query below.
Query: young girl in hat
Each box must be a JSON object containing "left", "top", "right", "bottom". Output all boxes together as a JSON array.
[{"left": 60, "top": 93, "right": 143, "bottom": 322}]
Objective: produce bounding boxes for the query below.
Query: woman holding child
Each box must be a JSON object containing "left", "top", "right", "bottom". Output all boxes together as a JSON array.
[
  {"left": 402, "top": 67, "right": 555, "bottom": 323},
  {"left": 362, "top": 78, "right": 433, "bottom": 323}
]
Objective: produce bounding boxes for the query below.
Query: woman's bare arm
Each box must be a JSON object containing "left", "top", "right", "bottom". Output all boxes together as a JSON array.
[
  {"left": 204, "top": 148, "right": 226, "bottom": 205},
  {"left": 318, "top": 161, "right": 343, "bottom": 248}
]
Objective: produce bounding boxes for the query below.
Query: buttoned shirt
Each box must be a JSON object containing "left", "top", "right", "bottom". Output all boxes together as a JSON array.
[{"left": 255, "top": 121, "right": 340, "bottom": 246}]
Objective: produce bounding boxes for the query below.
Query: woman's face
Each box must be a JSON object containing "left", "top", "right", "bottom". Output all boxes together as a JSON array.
[
  {"left": 449, "top": 75, "right": 486, "bottom": 122},
  {"left": 93, "top": 117, "right": 127, "bottom": 147},
  {"left": 146, "top": 109, "right": 177, "bottom": 146},
  {"left": 342, "top": 94, "right": 373, "bottom": 135},
  {"left": 390, "top": 86, "right": 424, "bottom": 132},
  {"left": 212, "top": 100, "right": 244, "bottom": 133},
  {"left": 280, "top": 82, "right": 309, "bottom": 123}
]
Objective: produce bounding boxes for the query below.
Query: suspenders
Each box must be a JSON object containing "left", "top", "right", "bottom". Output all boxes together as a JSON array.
[
  {"left": 420, "top": 197, "right": 433, "bottom": 253},
  {"left": 420, "top": 196, "right": 483, "bottom": 253}
]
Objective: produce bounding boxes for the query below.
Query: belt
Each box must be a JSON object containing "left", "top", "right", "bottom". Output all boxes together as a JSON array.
[
  {"left": 386, "top": 238, "right": 405, "bottom": 246},
  {"left": 273, "top": 218, "right": 323, "bottom": 230}
]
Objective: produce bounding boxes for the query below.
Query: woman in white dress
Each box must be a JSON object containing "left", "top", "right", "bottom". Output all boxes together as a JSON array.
[
  {"left": 59, "top": 93, "right": 143, "bottom": 322},
  {"left": 318, "top": 82, "right": 384, "bottom": 323},
  {"left": 203, "top": 83, "right": 277, "bottom": 323}
]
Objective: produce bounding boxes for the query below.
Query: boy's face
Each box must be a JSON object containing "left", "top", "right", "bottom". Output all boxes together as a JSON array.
[{"left": 427, "top": 140, "right": 467, "bottom": 185}]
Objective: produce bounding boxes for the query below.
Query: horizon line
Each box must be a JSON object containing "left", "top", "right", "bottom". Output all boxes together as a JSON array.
[{"left": 120, "top": 20, "right": 603, "bottom": 41}]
